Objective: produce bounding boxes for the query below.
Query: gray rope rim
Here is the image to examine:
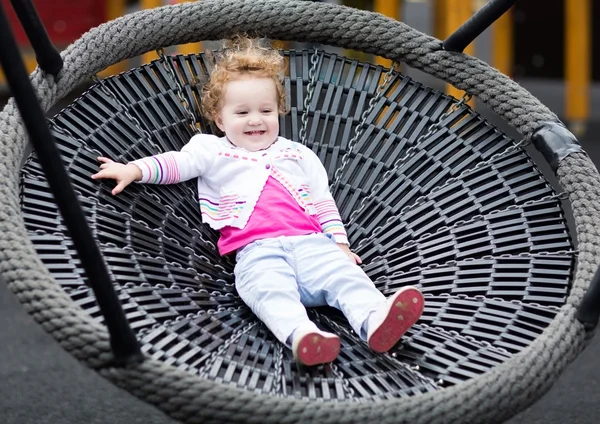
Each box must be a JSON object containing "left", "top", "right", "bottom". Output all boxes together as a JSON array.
[{"left": 1, "top": 0, "right": 599, "bottom": 423}]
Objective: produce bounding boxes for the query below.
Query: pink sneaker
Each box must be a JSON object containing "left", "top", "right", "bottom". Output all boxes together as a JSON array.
[
  {"left": 367, "top": 286, "right": 424, "bottom": 353},
  {"left": 292, "top": 328, "right": 341, "bottom": 366}
]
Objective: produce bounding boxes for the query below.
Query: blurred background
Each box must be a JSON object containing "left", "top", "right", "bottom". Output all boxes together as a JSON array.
[
  {"left": 0, "top": 0, "right": 596, "bottom": 137},
  {"left": 2, "top": 1, "right": 600, "bottom": 424}
]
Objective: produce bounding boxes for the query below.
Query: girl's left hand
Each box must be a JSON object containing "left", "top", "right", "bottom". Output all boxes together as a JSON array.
[{"left": 337, "top": 243, "right": 362, "bottom": 265}]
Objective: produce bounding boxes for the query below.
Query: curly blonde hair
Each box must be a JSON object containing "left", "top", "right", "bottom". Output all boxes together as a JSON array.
[{"left": 201, "top": 37, "right": 288, "bottom": 125}]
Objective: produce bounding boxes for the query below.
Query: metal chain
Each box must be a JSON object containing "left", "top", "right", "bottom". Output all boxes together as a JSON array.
[
  {"left": 377, "top": 248, "right": 579, "bottom": 280},
  {"left": 198, "top": 321, "right": 257, "bottom": 378},
  {"left": 92, "top": 71, "right": 217, "bottom": 250},
  {"left": 347, "top": 91, "right": 473, "bottom": 226},
  {"left": 383, "top": 348, "right": 441, "bottom": 391},
  {"left": 91, "top": 74, "right": 163, "bottom": 155},
  {"left": 313, "top": 313, "right": 357, "bottom": 400},
  {"left": 331, "top": 63, "right": 400, "bottom": 192},
  {"left": 329, "top": 361, "right": 356, "bottom": 401},
  {"left": 46, "top": 118, "right": 97, "bottom": 155},
  {"left": 46, "top": 117, "right": 73, "bottom": 139},
  {"left": 313, "top": 314, "right": 442, "bottom": 400},
  {"left": 272, "top": 342, "right": 284, "bottom": 397},
  {"left": 157, "top": 48, "right": 201, "bottom": 134},
  {"left": 298, "top": 48, "right": 320, "bottom": 145},
  {"left": 369, "top": 137, "right": 531, "bottom": 226},
  {"left": 353, "top": 136, "right": 557, "bottom": 251},
  {"left": 358, "top": 191, "right": 574, "bottom": 257}
]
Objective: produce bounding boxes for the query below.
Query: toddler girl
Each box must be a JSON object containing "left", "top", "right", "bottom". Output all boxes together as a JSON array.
[{"left": 91, "top": 37, "right": 424, "bottom": 366}]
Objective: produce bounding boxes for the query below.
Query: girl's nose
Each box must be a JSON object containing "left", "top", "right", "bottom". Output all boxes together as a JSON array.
[{"left": 248, "top": 114, "right": 262, "bottom": 125}]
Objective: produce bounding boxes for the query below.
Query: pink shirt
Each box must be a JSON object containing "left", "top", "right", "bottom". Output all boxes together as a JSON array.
[{"left": 218, "top": 176, "right": 322, "bottom": 255}]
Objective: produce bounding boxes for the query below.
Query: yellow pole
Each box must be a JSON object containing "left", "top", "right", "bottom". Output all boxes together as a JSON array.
[
  {"left": 444, "top": 0, "right": 475, "bottom": 101},
  {"left": 373, "top": 0, "right": 401, "bottom": 68},
  {"left": 565, "top": 0, "right": 590, "bottom": 135},
  {"left": 175, "top": 0, "right": 203, "bottom": 55},
  {"left": 99, "top": 0, "right": 127, "bottom": 77},
  {"left": 0, "top": 53, "right": 38, "bottom": 84},
  {"left": 491, "top": 6, "right": 513, "bottom": 78},
  {"left": 433, "top": 0, "right": 447, "bottom": 40},
  {"left": 141, "top": 0, "right": 163, "bottom": 64}
]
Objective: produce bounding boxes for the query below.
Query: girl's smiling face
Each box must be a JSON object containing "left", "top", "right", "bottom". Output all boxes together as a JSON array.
[{"left": 216, "top": 76, "right": 280, "bottom": 151}]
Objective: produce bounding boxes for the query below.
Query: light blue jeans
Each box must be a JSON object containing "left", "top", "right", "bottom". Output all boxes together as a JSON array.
[{"left": 234, "top": 233, "right": 387, "bottom": 346}]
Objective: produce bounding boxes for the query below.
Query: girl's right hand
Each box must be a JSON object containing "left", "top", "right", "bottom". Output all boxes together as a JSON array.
[{"left": 91, "top": 157, "right": 142, "bottom": 195}]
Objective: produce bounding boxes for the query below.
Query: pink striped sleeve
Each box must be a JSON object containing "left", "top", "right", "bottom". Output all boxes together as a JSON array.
[
  {"left": 297, "top": 143, "right": 350, "bottom": 245},
  {"left": 129, "top": 134, "right": 217, "bottom": 185},
  {"left": 315, "top": 199, "right": 349, "bottom": 245}
]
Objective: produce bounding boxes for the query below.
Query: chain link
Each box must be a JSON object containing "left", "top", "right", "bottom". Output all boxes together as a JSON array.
[
  {"left": 91, "top": 70, "right": 218, "bottom": 251},
  {"left": 367, "top": 136, "right": 530, "bottom": 226},
  {"left": 272, "top": 342, "right": 284, "bottom": 397},
  {"left": 157, "top": 48, "right": 201, "bottom": 134},
  {"left": 329, "top": 361, "right": 356, "bottom": 400},
  {"left": 32, "top": 117, "right": 102, "bottom": 183},
  {"left": 313, "top": 313, "right": 357, "bottom": 400},
  {"left": 373, "top": 248, "right": 579, "bottom": 279},
  {"left": 198, "top": 321, "right": 257, "bottom": 379},
  {"left": 298, "top": 48, "right": 320, "bottom": 145},
  {"left": 46, "top": 118, "right": 83, "bottom": 146},
  {"left": 91, "top": 74, "right": 163, "bottom": 155},
  {"left": 358, "top": 190, "right": 574, "bottom": 259},
  {"left": 347, "top": 92, "right": 473, "bottom": 226},
  {"left": 331, "top": 63, "right": 400, "bottom": 192},
  {"left": 353, "top": 135, "right": 540, "bottom": 251}
]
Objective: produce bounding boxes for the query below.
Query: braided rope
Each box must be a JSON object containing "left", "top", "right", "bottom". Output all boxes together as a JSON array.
[{"left": 1, "top": 0, "right": 598, "bottom": 422}]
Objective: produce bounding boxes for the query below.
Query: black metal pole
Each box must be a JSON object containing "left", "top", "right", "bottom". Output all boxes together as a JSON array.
[
  {"left": 0, "top": 2, "right": 142, "bottom": 365},
  {"left": 443, "top": 0, "right": 520, "bottom": 53},
  {"left": 576, "top": 265, "right": 600, "bottom": 328},
  {"left": 9, "top": 0, "right": 62, "bottom": 75}
]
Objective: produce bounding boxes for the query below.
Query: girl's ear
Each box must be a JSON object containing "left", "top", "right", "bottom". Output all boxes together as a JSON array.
[{"left": 215, "top": 115, "right": 225, "bottom": 132}]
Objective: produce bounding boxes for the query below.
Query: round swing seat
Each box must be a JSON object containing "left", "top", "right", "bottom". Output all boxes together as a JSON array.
[
  {"left": 2, "top": 1, "right": 600, "bottom": 423},
  {"left": 20, "top": 48, "right": 575, "bottom": 401}
]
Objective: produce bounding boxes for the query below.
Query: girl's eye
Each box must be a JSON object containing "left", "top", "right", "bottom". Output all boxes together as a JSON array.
[
  {"left": 236, "top": 111, "right": 247, "bottom": 115},
  {"left": 262, "top": 110, "right": 272, "bottom": 114}
]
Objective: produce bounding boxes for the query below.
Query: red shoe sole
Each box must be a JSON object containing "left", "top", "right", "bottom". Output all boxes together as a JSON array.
[
  {"left": 368, "top": 287, "right": 424, "bottom": 353},
  {"left": 295, "top": 332, "right": 341, "bottom": 366}
]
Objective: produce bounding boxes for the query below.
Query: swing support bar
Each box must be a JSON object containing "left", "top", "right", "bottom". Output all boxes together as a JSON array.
[
  {"left": 8, "top": 0, "right": 62, "bottom": 75},
  {"left": 443, "top": 0, "right": 520, "bottom": 53},
  {"left": 0, "top": 1, "right": 142, "bottom": 365}
]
